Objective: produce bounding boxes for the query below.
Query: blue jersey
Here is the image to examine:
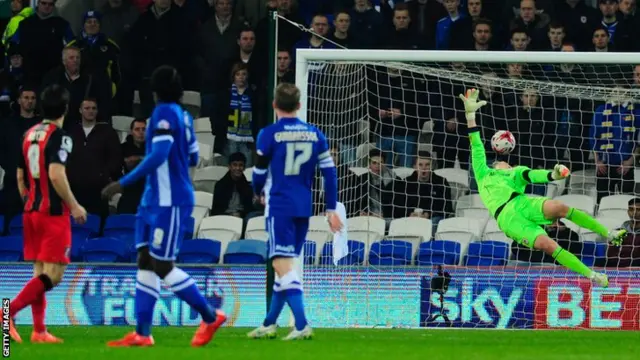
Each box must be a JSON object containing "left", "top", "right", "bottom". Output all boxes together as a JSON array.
[
  {"left": 140, "top": 103, "right": 198, "bottom": 208},
  {"left": 591, "top": 102, "right": 640, "bottom": 165},
  {"left": 255, "top": 117, "right": 332, "bottom": 217}
]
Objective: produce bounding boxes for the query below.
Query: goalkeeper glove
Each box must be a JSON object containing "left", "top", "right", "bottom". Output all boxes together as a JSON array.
[
  {"left": 458, "top": 88, "right": 487, "bottom": 121},
  {"left": 552, "top": 164, "right": 570, "bottom": 180}
]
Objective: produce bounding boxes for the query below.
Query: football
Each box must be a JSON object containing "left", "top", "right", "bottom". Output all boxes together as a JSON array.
[{"left": 491, "top": 130, "right": 516, "bottom": 155}]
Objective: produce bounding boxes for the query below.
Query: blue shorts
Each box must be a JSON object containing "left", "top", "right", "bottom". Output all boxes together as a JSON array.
[
  {"left": 135, "top": 206, "right": 193, "bottom": 261},
  {"left": 265, "top": 216, "right": 309, "bottom": 259}
]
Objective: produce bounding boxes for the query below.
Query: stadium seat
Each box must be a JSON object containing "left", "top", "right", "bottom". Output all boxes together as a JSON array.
[
  {"left": 392, "top": 167, "right": 414, "bottom": 179},
  {"left": 223, "top": 239, "right": 267, "bottom": 264},
  {"left": 71, "top": 213, "right": 101, "bottom": 239},
  {"left": 303, "top": 240, "right": 317, "bottom": 265},
  {"left": 482, "top": 218, "right": 512, "bottom": 245},
  {"left": 464, "top": 241, "right": 510, "bottom": 266},
  {"left": 0, "top": 236, "right": 23, "bottom": 261},
  {"left": 434, "top": 168, "right": 469, "bottom": 201},
  {"left": 307, "top": 216, "right": 332, "bottom": 261},
  {"left": 369, "top": 240, "right": 412, "bottom": 266},
  {"left": 194, "top": 191, "right": 213, "bottom": 210},
  {"left": 245, "top": 216, "right": 268, "bottom": 241},
  {"left": 348, "top": 167, "right": 368, "bottom": 176},
  {"left": 415, "top": 240, "right": 461, "bottom": 266},
  {"left": 580, "top": 217, "right": 623, "bottom": 242},
  {"left": 193, "top": 117, "right": 211, "bottom": 133},
  {"left": 182, "top": 90, "right": 201, "bottom": 117},
  {"left": 580, "top": 241, "right": 607, "bottom": 267},
  {"left": 112, "top": 115, "right": 135, "bottom": 132},
  {"left": 9, "top": 216, "right": 23, "bottom": 236},
  {"left": 243, "top": 167, "right": 253, "bottom": 180},
  {"left": 567, "top": 169, "right": 596, "bottom": 196},
  {"left": 598, "top": 194, "right": 634, "bottom": 219},
  {"left": 319, "top": 240, "right": 365, "bottom": 265},
  {"left": 456, "top": 194, "right": 490, "bottom": 221},
  {"left": 197, "top": 215, "right": 243, "bottom": 254},
  {"left": 355, "top": 143, "right": 375, "bottom": 166},
  {"left": 178, "top": 239, "right": 221, "bottom": 264},
  {"left": 545, "top": 179, "right": 566, "bottom": 199},
  {"left": 435, "top": 217, "right": 485, "bottom": 263},
  {"left": 193, "top": 166, "right": 227, "bottom": 193},
  {"left": 387, "top": 217, "right": 432, "bottom": 255},
  {"left": 191, "top": 191, "right": 214, "bottom": 234},
  {"left": 347, "top": 216, "right": 385, "bottom": 254},
  {"left": 81, "top": 238, "right": 130, "bottom": 262},
  {"left": 554, "top": 194, "right": 596, "bottom": 216},
  {"left": 103, "top": 214, "right": 136, "bottom": 244},
  {"left": 191, "top": 206, "right": 209, "bottom": 235},
  {"left": 70, "top": 234, "right": 89, "bottom": 262}
]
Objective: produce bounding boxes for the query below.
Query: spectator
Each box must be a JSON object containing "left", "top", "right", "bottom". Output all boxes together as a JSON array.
[
  {"left": 117, "top": 117, "right": 146, "bottom": 214},
  {"left": 1, "top": 0, "right": 33, "bottom": 47},
  {"left": 394, "top": 152, "right": 453, "bottom": 236},
  {"left": 0, "top": 44, "right": 25, "bottom": 115},
  {"left": 605, "top": 197, "right": 640, "bottom": 267},
  {"left": 42, "top": 46, "right": 112, "bottom": 130},
  {"left": 543, "top": 21, "right": 566, "bottom": 51},
  {"left": 436, "top": 0, "right": 465, "bottom": 50},
  {"left": 210, "top": 152, "right": 255, "bottom": 218},
  {"left": 512, "top": 220, "right": 581, "bottom": 263},
  {"left": 369, "top": 67, "right": 421, "bottom": 168},
  {"left": 450, "top": 0, "right": 485, "bottom": 50},
  {"left": 383, "top": 3, "right": 425, "bottom": 50},
  {"left": 67, "top": 98, "right": 122, "bottom": 217},
  {"left": 633, "top": 64, "right": 640, "bottom": 89},
  {"left": 328, "top": 10, "right": 351, "bottom": 48},
  {"left": 197, "top": 0, "right": 245, "bottom": 117},
  {"left": 293, "top": 14, "right": 336, "bottom": 53},
  {"left": 276, "top": 48, "right": 294, "bottom": 84},
  {"left": 236, "top": 0, "right": 272, "bottom": 28},
  {"left": 592, "top": 25, "right": 612, "bottom": 51},
  {"left": 435, "top": 63, "right": 469, "bottom": 170},
  {"left": 591, "top": 86, "right": 639, "bottom": 202},
  {"left": 468, "top": 18, "right": 494, "bottom": 51},
  {"left": 620, "top": 0, "right": 637, "bottom": 14},
  {"left": 555, "top": 0, "right": 600, "bottom": 51},
  {"left": 212, "top": 62, "right": 263, "bottom": 166},
  {"left": 68, "top": 11, "right": 121, "bottom": 100},
  {"left": 256, "top": 0, "right": 305, "bottom": 54},
  {"left": 126, "top": 0, "right": 196, "bottom": 117},
  {"left": 0, "top": 87, "right": 40, "bottom": 232},
  {"left": 598, "top": 0, "right": 624, "bottom": 43},
  {"left": 100, "top": 0, "right": 140, "bottom": 47},
  {"left": 503, "top": 0, "right": 556, "bottom": 24},
  {"left": 405, "top": 0, "right": 446, "bottom": 49},
  {"left": 508, "top": 0, "right": 549, "bottom": 50},
  {"left": 349, "top": 0, "right": 383, "bottom": 49},
  {"left": 615, "top": 0, "right": 640, "bottom": 51},
  {"left": 9, "top": 0, "right": 74, "bottom": 85},
  {"left": 225, "top": 28, "right": 266, "bottom": 89},
  {"left": 354, "top": 148, "right": 397, "bottom": 221},
  {"left": 509, "top": 27, "right": 530, "bottom": 51}
]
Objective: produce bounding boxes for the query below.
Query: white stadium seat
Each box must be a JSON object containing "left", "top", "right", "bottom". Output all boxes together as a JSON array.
[
  {"left": 307, "top": 216, "right": 332, "bottom": 264},
  {"left": 434, "top": 168, "right": 469, "bottom": 201},
  {"left": 192, "top": 191, "right": 213, "bottom": 233},
  {"left": 245, "top": 216, "right": 268, "bottom": 242},
  {"left": 455, "top": 194, "right": 490, "bottom": 221},
  {"left": 392, "top": 167, "right": 414, "bottom": 179},
  {"left": 482, "top": 218, "right": 512, "bottom": 245},
  {"left": 244, "top": 168, "right": 253, "bottom": 181},
  {"left": 554, "top": 194, "right": 596, "bottom": 215},
  {"left": 435, "top": 217, "right": 485, "bottom": 263},
  {"left": 112, "top": 115, "right": 134, "bottom": 132},
  {"left": 598, "top": 194, "right": 634, "bottom": 219},
  {"left": 193, "top": 166, "right": 227, "bottom": 193},
  {"left": 182, "top": 90, "right": 202, "bottom": 117},
  {"left": 347, "top": 216, "right": 386, "bottom": 255},
  {"left": 194, "top": 191, "right": 213, "bottom": 210},
  {"left": 197, "top": 215, "right": 243, "bottom": 254},
  {"left": 387, "top": 217, "right": 432, "bottom": 256},
  {"left": 193, "top": 117, "right": 211, "bottom": 133},
  {"left": 349, "top": 167, "right": 368, "bottom": 176},
  {"left": 567, "top": 169, "right": 596, "bottom": 197}
]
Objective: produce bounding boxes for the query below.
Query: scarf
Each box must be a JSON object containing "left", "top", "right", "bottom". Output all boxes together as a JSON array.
[
  {"left": 81, "top": 31, "right": 103, "bottom": 46},
  {"left": 227, "top": 84, "right": 253, "bottom": 142}
]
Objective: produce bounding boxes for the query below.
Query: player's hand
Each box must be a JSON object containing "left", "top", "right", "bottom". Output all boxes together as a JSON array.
[
  {"left": 101, "top": 181, "right": 123, "bottom": 200},
  {"left": 326, "top": 211, "right": 344, "bottom": 234},
  {"left": 551, "top": 164, "right": 570, "bottom": 180},
  {"left": 458, "top": 88, "right": 487, "bottom": 120},
  {"left": 71, "top": 204, "right": 87, "bottom": 225},
  {"left": 596, "top": 161, "right": 607, "bottom": 175}
]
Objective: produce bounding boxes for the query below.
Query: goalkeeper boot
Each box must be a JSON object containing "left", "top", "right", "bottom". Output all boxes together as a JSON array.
[
  {"left": 191, "top": 309, "right": 227, "bottom": 347},
  {"left": 608, "top": 229, "right": 627, "bottom": 246},
  {"left": 31, "top": 331, "right": 63, "bottom": 344},
  {"left": 8, "top": 318, "right": 22, "bottom": 343},
  {"left": 107, "top": 332, "right": 154, "bottom": 347},
  {"left": 282, "top": 325, "right": 313, "bottom": 341},
  {"left": 247, "top": 325, "right": 277, "bottom": 339},
  {"left": 591, "top": 272, "right": 609, "bottom": 288}
]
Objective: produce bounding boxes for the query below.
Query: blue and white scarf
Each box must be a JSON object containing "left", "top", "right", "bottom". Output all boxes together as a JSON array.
[{"left": 227, "top": 84, "right": 253, "bottom": 142}]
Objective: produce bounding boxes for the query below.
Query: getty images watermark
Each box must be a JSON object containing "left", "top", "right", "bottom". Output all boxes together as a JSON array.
[{"left": 2, "top": 298, "right": 9, "bottom": 358}]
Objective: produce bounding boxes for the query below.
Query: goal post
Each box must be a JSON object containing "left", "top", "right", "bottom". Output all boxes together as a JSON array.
[{"left": 293, "top": 48, "right": 640, "bottom": 329}]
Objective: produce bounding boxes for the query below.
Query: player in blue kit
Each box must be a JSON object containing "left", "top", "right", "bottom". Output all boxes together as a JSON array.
[
  {"left": 248, "top": 83, "right": 343, "bottom": 340},
  {"left": 101, "top": 66, "right": 225, "bottom": 347}
]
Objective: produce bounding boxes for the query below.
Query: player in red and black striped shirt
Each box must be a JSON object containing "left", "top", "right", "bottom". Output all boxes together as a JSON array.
[{"left": 8, "top": 85, "right": 87, "bottom": 344}]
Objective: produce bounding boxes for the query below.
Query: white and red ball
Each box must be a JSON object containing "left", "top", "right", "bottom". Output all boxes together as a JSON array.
[{"left": 491, "top": 130, "right": 516, "bottom": 155}]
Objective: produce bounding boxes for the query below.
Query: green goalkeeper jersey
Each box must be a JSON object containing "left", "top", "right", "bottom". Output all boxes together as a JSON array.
[{"left": 469, "top": 128, "right": 552, "bottom": 216}]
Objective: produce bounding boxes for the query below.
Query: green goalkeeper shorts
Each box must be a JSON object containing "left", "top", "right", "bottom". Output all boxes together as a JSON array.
[{"left": 496, "top": 196, "right": 553, "bottom": 249}]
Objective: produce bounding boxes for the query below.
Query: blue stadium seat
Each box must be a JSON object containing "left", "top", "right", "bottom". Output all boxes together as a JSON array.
[
  {"left": 581, "top": 241, "right": 607, "bottom": 267},
  {"left": 303, "top": 240, "right": 316, "bottom": 265},
  {"left": 71, "top": 234, "right": 89, "bottom": 262},
  {"left": 103, "top": 214, "right": 136, "bottom": 244},
  {"left": 415, "top": 241, "right": 461, "bottom": 266},
  {"left": 0, "top": 236, "right": 23, "bottom": 261},
  {"left": 319, "top": 240, "right": 365, "bottom": 265},
  {"left": 71, "top": 213, "right": 101, "bottom": 238},
  {"left": 223, "top": 240, "right": 267, "bottom": 264},
  {"left": 464, "top": 241, "right": 509, "bottom": 266},
  {"left": 81, "top": 238, "right": 130, "bottom": 262},
  {"left": 369, "top": 240, "right": 412, "bottom": 266},
  {"left": 9, "top": 216, "right": 23, "bottom": 236},
  {"left": 178, "top": 239, "right": 221, "bottom": 264}
]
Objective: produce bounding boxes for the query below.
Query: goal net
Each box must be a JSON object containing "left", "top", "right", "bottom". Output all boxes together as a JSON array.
[{"left": 296, "top": 49, "right": 640, "bottom": 330}]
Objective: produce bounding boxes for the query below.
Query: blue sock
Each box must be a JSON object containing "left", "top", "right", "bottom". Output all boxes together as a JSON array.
[
  {"left": 280, "top": 271, "right": 308, "bottom": 331},
  {"left": 135, "top": 270, "right": 160, "bottom": 336},
  {"left": 163, "top": 267, "right": 216, "bottom": 324},
  {"left": 263, "top": 283, "right": 286, "bottom": 326}
]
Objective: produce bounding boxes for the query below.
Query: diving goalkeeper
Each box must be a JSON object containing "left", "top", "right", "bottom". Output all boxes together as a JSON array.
[{"left": 459, "top": 89, "right": 626, "bottom": 287}]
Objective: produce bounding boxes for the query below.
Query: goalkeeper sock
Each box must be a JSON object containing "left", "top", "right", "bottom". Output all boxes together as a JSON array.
[
  {"left": 566, "top": 207, "right": 609, "bottom": 238},
  {"left": 135, "top": 270, "right": 160, "bottom": 336},
  {"left": 263, "top": 283, "right": 287, "bottom": 327},
  {"left": 164, "top": 267, "right": 217, "bottom": 324},
  {"left": 552, "top": 247, "right": 592, "bottom": 278},
  {"left": 280, "top": 271, "right": 308, "bottom": 331}
]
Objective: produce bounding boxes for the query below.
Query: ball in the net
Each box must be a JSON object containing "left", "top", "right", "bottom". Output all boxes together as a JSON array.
[{"left": 491, "top": 130, "right": 516, "bottom": 155}]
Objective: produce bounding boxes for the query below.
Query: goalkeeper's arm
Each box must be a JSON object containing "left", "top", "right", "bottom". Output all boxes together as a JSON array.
[
  {"left": 520, "top": 165, "right": 570, "bottom": 184},
  {"left": 459, "top": 89, "right": 489, "bottom": 180}
]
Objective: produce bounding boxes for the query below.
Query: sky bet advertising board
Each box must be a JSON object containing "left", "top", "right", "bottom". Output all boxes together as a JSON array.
[{"left": 1, "top": 265, "right": 639, "bottom": 330}]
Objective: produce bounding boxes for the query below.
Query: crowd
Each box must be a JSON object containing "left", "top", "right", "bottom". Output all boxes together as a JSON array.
[{"left": 0, "top": 0, "right": 639, "bottom": 266}]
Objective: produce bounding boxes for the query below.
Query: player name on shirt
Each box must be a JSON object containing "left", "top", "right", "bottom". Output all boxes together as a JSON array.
[{"left": 274, "top": 130, "right": 319, "bottom": 143}]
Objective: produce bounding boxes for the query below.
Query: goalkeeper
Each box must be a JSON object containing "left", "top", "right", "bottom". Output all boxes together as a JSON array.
[{"left": 459, "top": 89, "right": 626, "bottom": 287}]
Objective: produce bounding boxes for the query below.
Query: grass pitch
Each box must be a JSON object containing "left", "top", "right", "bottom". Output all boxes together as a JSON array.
[{"left": 8, "top": 326, "right": 638, "bottom": 360}]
